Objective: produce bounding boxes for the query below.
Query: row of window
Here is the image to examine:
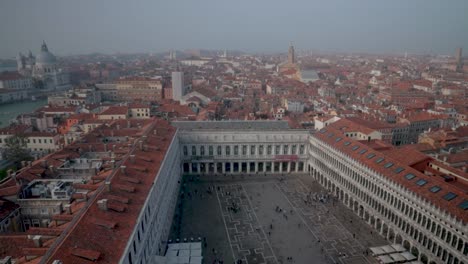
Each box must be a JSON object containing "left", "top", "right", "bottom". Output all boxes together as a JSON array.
[
  {"left": 311, "top": 141, "right": 467, "bottom": 262},
  {"left": 183, "top": 144, "right": 306, "bottom": 157}
]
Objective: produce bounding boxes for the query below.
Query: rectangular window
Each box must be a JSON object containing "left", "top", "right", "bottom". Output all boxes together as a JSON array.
[
  {"left": 209, "top": 146, "right": 213, "bottom": 156},
  {"left": 375, "top": 157, "right": 384, "bottom": 163},
  {"left": 443, "top": 192, "right": 457, "bottom": 201},
  {"left": 429, "top": 186, "right": 441, "bottom": 193},
  {"left": 352, "top": 146, "right": 359, "bottom": 151},
  {"left": 283, "top": 145, "right": 288, "bottom": 154},
  {"left": 200, "top": 146, "right": 205, "bottom": 156},
  {"left": 217, "top": 146, "right": 222, "bottom": 155},
  {"left": 416, "top": 179, "right": 427, "bottom": 186},
  {"left": 299, "top": 145, "right": 305, "bottom": 154},
  {"left": 405, "top": 173, "right": 416, "bottom": 180},
  {"left": 359, "top": 149, "right": 367, "bottom": 155},
  {"left": 267, "top": 145, "right": 272, "bottom": 155},
  {"left": 225, "top": 146, "right": 230, "bottom": 156},
  {"left": 259, "top": 145, "right": 264, "bottom": 155},
  {"left": 191, "top": 146, "right": 196, "bottom": 156},
  {"left": 234, "top": 146, "right": 239, "bottom": 155},
  {"left": 344, "top": 141, "right": 351, "bottom": 146},
  {"left": 275, "top": 145, "right": 280, "bottom": 155},
  {"left": 250, "top": 145, "right": 256, "bottom": 155},
  {"left": 291, "top": 145, "right": 297, "bottom": 154},
  {"left": 366, "top": 153, "right": 375, "bottom": 159},
  {"left": 335, "top": 137, "right": 342, "bottom": 142},
  {"left": 384, "top": 162, "right": 394, "bottom": 168},
  {"left": 394, "top": 167, "right": 405, "bottom": 174},
  {"left": 458, "top": 200, "right": 468, "bottom": 210}
]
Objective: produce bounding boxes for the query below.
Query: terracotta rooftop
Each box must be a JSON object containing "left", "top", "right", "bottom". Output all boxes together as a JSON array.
[
  {"left": 43, "top": 118, "right": 176, "bottom": 264},
  {"left": 314, "top": 127, "right": 468, "bottom": 223},
  {"left": 100, "top": 106, "right": 128, "bottom": 116}
]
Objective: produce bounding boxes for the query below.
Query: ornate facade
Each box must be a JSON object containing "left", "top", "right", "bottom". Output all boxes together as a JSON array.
[{"left": 16, "top": 41, "right": 70, "bottom": 91}]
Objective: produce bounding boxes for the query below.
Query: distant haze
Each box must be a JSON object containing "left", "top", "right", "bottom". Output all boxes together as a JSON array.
[{"left": 0, "top": 0, "right": 467, "bottom": 58}]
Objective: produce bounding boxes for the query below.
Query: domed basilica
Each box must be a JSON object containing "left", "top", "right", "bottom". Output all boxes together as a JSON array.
[{"left": 17, "top": 41, "right": 70, "bottom": 91}]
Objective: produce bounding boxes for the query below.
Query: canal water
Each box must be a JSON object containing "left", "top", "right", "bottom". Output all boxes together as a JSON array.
[{"left": 0, "top": 99, "right": 47, "bottom": 128}]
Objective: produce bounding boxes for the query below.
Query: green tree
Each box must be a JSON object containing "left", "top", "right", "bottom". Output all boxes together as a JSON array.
[{"left": 2, "top": 135, "right": 32, "bottom": 167}]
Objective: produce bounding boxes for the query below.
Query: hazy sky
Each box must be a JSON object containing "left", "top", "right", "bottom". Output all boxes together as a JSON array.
[{"left": 1, "top": 0, "right": 467, "bottom": 58}]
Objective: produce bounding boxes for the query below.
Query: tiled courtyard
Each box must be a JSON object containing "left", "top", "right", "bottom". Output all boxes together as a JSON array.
[{"left": 169, "top": 174, "right": 388, "bottom": 264}]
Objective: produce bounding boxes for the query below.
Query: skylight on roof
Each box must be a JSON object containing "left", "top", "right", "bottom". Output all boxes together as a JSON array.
[
  {"left": 327, "top": 133, "right": 334, "bottom": 138},
  {"left": 344, "top": 141, "right": 351, "bottom": 146},
  {"left": 416, "top": 179, "right": 427, "bottom": 186},
  {"left": 366, "top": 153, "right": 375, "bottom": 159},
  {"left": 429, "top": 186, "right": 441, "bottom": 193},
  {"left": 352, "top": 146, "right": 359, "bottom": 151},
  {"left": 405, "top": 173, "right": 416, "bottom": 180},
  {"left": 384, "top": 162, "right": 394, "bottom": 168},
  {"left": 359, "top": 149, "right": 367, "bottom": 154},
  {"left": 394, "top": 167, "right": 405, "bottom": 174},
  {"left": 375, "top": 157, "right": 384, "bottom": 163},
  {"left": 335, "top": 137, "right": 342, "bottom": 142},
  {"left": 459, "top": 200, "right": 468, "bottom": 210},
  {"left": 443, "top": 192, "right": 457, "bottom": 201},
  {"left": 319, "top": 129, "right": 327, "bottom": 134}
]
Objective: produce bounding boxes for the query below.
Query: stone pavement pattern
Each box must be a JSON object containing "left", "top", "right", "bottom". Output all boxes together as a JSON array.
[{"left": 169, "top": 175, "right": 387, "bottom": 264}]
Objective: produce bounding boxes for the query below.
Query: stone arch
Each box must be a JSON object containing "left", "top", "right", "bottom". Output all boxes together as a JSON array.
[
  {"left": 420, "top": 254, "right": 428, "bottom": 264},
  {"left": 403, "top": 240, "right": 411, "bottom": 250},
  {"left": 395, "top": 234, "right": 403, "bottom": 244},
  {"left": 410, "top": 246, "right": 419, "bottom": 259},
  {"left": 387, "top": 228, "right": 395, "bottom": 242}
]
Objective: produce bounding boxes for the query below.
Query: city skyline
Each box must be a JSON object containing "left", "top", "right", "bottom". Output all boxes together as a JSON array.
[{"left": 1, "top": 0, "right": 468, "bottom": 58}]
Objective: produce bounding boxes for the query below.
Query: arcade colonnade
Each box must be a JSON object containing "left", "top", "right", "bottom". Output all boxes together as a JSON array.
[{"left": 308, "top": 136, "right": 467, "bottom": 264}]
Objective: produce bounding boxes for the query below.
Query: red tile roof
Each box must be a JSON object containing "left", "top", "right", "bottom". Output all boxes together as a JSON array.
[
  {"left": 314, "top": 127, "right": 468, "bottom": 223},
  {"left": 44, "top": 118, "right": 176, "bottom": 264}
]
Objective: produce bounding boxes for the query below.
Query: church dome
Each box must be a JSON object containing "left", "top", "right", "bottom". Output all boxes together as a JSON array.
[{"left": 36, "top": 41, "right": 56, "bottom": 65}]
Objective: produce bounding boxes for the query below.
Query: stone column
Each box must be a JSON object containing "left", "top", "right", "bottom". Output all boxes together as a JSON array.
[
  {"left": 222, "top": 162, "right": 226, "bottom": 174},
  {"left": 189, "top": 163, "right": 193, "bottom": 174},
  {"left": 230, "top": 162, "right": 234, "bottom": 173}
]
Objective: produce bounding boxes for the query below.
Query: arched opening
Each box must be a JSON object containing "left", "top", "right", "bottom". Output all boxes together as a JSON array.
[
  {"left": 420, "top": 254, "right": 428, "bottom": 264},
  {"left": 403, "top": 240, "right": 411, "bottom": 250},
  {"left": 410, "top": 246, "right": 419, "bottom": 259}
]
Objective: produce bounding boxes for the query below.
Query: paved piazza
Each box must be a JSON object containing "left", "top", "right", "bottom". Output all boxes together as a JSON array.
[{"left": 170, "top": 174, "right": 388, "bottom": 264}]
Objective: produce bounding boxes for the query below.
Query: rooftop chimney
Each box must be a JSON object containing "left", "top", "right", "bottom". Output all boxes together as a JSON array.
[
  {"left": 120, "top": 166, "right": 126, "bottom": 174},
  {"left": 32, "top": 235, "right": 42, "bottom": 247},
  {"left": 64, "top": 204, "right": 72, "bottom": 214},
  {"left": 105, "top": 181, "right": 111, "bottom": 192},
  {"left": 139, "top": 140, "right": 143, "bottom": 150},
  {"left": 112, "top": 145, "right": 116, "bottom": 152},
  {"left": 97, "top": 199, "right": 108, "bottom": 211},
  {"left": 111, "top": 130, "right": 114, "bottom": 137},
  {"left": 130, "top": 155, "right": 135, "bottom": 163},
  {"left": 127, "top": 120, "right": 131, "bottom": 128},
  {"left": 111, "top": 159, "right": 115, "bottom": 169},
  {"left": 153, "top": 129, "right": 157, "bottom": 135},
  {"left": 116, "top": 124, "right": 120, "bottom": 130},
  {"left": 104, "top": 143, "right": 108, "bottom": 152}
]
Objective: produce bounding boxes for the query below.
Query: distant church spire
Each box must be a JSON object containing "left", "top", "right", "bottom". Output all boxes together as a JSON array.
[
  {"left": 41, "top": 40, "right": 48, "bottom": 52},
  {"left": 288, "top": 42, "right": 295, "bottom": 64}
]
